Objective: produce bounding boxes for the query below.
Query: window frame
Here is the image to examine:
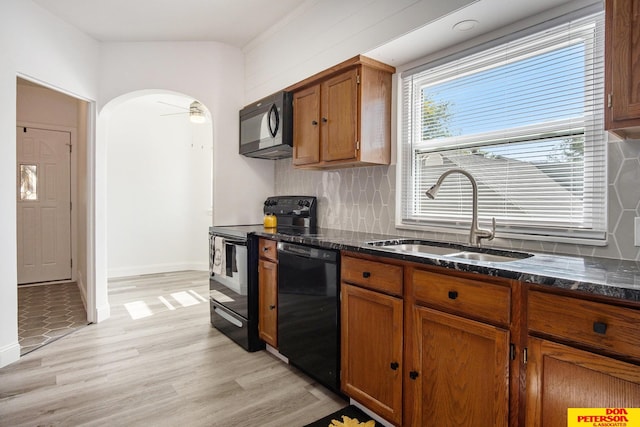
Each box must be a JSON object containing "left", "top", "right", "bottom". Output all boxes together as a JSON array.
[{"left": 396, "top": 7, "right": 607, "bottom": 246}]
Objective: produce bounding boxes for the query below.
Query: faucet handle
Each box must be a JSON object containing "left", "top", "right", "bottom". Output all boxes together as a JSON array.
[
  {"left": 477, "top": 217, "right": 496, "bottom": 242},
  {"left": 488, "top": 217, "right": 496, "bottom": 241}
]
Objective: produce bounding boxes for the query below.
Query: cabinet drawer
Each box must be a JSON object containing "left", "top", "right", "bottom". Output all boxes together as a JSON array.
[
  {"left": 259, "top": 238, "right": 277, "bottom": 262},
  {"left": 412, "top": 269, "right": 510, "bottom": 326},
  {"left": 528, "top": 291, "right": 640, "bottom": 360},
  {"left": 341, "top": 256, "right": 402, "bottom": 296}
]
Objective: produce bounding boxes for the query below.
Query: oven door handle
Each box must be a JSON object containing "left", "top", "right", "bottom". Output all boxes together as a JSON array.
[
  {"left": 210, "top": 235, "right": 247, "bottom": 246},
  {"left": 213, "top": 306, "right": 243, "bottom": 328}
]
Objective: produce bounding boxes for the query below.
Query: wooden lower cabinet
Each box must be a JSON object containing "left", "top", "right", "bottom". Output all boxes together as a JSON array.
[
  {"left": 405, "top": 305, "right": 510, "bottom": 427},
  {"left": 341, "top": 283, "right": 403, "bottom": 426},
  {"left": 525, "top": 337, "right": 640, "bottom": 426},
  {"left": 340, "top": 253, "right": 640, "bottom": 427},
  {"left": 258, "top": 258, "right": 277, "bottom": 347}
]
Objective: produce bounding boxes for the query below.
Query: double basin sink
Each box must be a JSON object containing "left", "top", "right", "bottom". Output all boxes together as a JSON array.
[{"left": 367, "top": 240, "right": 533, "bottom": 263}]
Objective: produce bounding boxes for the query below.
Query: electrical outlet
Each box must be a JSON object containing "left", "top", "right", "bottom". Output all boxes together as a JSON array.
[{"left": 636, "top": 217, "right": 640, "bottom": 247}]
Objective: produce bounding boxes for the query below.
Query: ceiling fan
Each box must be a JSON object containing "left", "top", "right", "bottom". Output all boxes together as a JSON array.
[{"left": 158, "top": 100, "right": 207, "bottom": 123}]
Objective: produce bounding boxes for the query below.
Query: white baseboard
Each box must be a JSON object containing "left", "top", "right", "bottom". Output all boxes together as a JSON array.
[
  {"left": 94, "top": 303, "right": 111, "bottom": 323},
  {"left": 0, "top": 342, "right": 21, "bottom": 368},
  {"left": 107, "top": 262, "right": 208, "bottom": 279},
  {"left": 351, "top": 400, "right": 394, "bottom": 427},
  {"left": 265, "top": 344, "right": 289, "bottom": 363},
  {"left": 76, "top": 271, "right": 88, "bottom": 310}
]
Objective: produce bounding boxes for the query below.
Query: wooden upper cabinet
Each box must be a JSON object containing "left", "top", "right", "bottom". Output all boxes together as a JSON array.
[
  {"left": 292, "top": 85, "right": 321, "bottom": 166},
  {"left": 605, "top": 0, "right": 640, "bottom": 138},
  {"left": 321, "top": 68, "right": 359, "bottom": 162},
  {"left": 288, "top": 55, "right": 395, "bottom": 169}
]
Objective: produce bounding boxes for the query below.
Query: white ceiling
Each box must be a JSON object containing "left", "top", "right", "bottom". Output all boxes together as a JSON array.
[
  {"left": 366, "top": 0, "right": 597, "bottom": 67},
  {"left": 32, "top": 0, "right": 303, "bottom": 47},
  {"left": 32, "top": 0, "right": 597, "bottom": 66}
]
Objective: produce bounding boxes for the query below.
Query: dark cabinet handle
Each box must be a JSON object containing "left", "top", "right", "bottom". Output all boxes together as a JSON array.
[
  {"left": 409, "top": 371, "right": 419, "bottom": 380},
  {"left": 311, "top": 120, "right": 318, "bottom": 125},
  {"left": 362, "top": 271, "right": 371, "bottom": 278},
  {"left": 448, "top": 290, "right": 458, "bottom": 300},
  {"left": 390, "top": 362, "right": 399, "bottom": 371},
  {"left": 322, "top": 117, "right": 328, "bottom": 123},
  {"left": 269, "top": 305, "right": 276, "bottom": 310},
  {"left": 262, "top": 247, "right": 270, "bottom": 252},
  {"left": 593, "top": 321, "right": 608, "bottom": 335}
]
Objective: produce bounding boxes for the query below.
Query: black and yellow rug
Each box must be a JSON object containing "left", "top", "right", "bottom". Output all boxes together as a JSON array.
[{"left": 305, "top": 405, "right": 377, "bottom": 427}]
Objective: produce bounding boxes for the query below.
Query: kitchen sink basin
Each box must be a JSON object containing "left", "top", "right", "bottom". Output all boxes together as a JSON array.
[
  {"left": 446, "top": 251, "right": 529, "bottom": 263},
  {"left": 380, "top": 243, "right": 461, "bottom": 256},
  {"left": 367, "top": 240, "right": 532, "bottom": 263}
]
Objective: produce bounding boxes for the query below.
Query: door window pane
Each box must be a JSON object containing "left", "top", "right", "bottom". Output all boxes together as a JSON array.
[{"left": 20, "top": 164, "right": 37, "bottom": 201}]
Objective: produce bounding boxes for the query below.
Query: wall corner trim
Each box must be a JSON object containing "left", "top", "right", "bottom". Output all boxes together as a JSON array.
[{"left": 0, "top": 342, "right": 21, "bottom": 368}]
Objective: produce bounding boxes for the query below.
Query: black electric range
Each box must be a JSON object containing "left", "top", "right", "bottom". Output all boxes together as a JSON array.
[{"left": 208, "top": 196, "right": 318, "bottom": 352}]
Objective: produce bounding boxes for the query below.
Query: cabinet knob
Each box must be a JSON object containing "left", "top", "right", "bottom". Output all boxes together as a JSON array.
[
  {"left": 448, "top": 290, "right": 458, "bottom": 300},
  {"left": 322, "top": 117, "right": 328, "bottom": 123},
  {"left": 262, "top": 247, "right": 270, "bottom": 252},
  {"left": 409, "top": 371, "right": 419, "bottom": 380},
  {"left": 593, "top": 321, "right": 608, "bottom": 335},
  {"left": 390, "top": 362, "right": 399, "bottom": 371},
  {"left": 311, "top": 120, "right": 318, "bottom": 126},
  {"left": 269, "top": 305, "right": 276, "bottom": 310},
  {"left": 362, "top": 271, "right": 371, "bottom": 278}
]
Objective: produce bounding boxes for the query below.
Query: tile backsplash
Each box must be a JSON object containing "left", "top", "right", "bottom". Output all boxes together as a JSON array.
[{"left": 275, "top": 139, "right": 640, "bottom": 261}]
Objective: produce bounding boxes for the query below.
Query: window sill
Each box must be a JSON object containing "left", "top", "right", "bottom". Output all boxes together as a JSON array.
[{"left": 394, "top": 222, "right": 608, "bottom": 247}]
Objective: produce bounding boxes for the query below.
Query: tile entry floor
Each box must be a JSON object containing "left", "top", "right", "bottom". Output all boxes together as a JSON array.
[{"left": 18, "top": 282, "right": 89, "bottom": 355}]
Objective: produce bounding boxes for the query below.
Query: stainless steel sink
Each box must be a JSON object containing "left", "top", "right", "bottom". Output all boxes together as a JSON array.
[
  {"left": 367, "top": 240, "right": 532, "bottom": 263},
  {"left": 380, "top": 243, "right": 461, "bottom": 256},
  {"left": 446, "top": 251, "right": 528, "bottom": 263}
]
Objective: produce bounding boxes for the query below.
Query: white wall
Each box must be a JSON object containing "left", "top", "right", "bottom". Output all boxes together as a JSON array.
[
  {"left": 98, "top": 42, "right": 274, "bottom": 227},
  {"left": 106, "top": 95, "right": 211, "bottom": 277},
  {"left": 242, "top": 0, "right": 476, "bottom": 101},
  {"left": 0, "top": 0, "right": 99, "bottom": 368}
]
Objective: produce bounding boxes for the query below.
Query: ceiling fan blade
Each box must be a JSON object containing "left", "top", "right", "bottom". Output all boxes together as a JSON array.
[{"left": 157, "top": 101, "right": 189, "bottom": 111}]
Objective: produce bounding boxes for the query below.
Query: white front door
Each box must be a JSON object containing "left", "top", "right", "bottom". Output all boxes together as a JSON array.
[{"left": 16, "top": 127, "right": 72, "bottom": 284}]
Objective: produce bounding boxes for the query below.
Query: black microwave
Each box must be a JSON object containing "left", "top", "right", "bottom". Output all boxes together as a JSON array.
[{"left": 239, "top": 91, "right": 293, "bottom": 160}]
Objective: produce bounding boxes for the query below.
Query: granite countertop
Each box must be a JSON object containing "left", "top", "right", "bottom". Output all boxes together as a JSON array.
[{"left": 211, "top": 226, "right": 640, "bottom": 303}]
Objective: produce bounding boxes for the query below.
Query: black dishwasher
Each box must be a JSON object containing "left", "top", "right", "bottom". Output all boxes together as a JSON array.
[{"left": 277, "top": 241, "right": 340, "bottom": 393}]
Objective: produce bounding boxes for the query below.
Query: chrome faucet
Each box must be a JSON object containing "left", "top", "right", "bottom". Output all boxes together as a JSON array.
[{"left": 425, "top": 168, "right": 495, "bottom": 247}]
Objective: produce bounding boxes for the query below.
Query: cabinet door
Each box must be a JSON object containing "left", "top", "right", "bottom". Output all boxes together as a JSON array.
[
  {"left": 341, "top": 283, "right": 403, "bottom": 426},
  {"left": 321, "top": 68, "right": 359, "bottom": 163},
  {"left": 525, "top": 337, "right": 640, "bottom": 427},
  {"left": 293, "top": 85, "right": 320, "bottom": 166},
  {"left": 605, "top": 0, "right": 640, "bottom": 133},
  {"left": 258, "top": 259, "right": 277, "bottom": 347},
  {"left": 407, "top": 306, "right": 510, "bottom": 427}
]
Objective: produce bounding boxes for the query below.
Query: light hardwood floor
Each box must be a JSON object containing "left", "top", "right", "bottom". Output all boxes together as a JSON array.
[{"left": 0, "top": 271, "right": 347, "bottom": 426}]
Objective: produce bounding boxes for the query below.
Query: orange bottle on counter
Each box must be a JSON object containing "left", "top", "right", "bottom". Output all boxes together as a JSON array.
[{"left": 263, "top": 213, "right": 277, "bottom": 228}]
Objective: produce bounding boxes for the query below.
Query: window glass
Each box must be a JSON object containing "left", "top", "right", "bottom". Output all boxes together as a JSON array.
[
  {"left": 20, "top": 164, "right": 37, "bottom": 201},
  {"left": 400, "top": 11, "right": 606, "bottom": 241}
]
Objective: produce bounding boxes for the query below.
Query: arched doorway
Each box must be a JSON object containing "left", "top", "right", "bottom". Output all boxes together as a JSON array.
[{"left": 103, "top": 91, "right": 213, "bottom": 279}]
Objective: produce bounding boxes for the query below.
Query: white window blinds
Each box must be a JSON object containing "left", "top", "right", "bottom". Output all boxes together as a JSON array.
[{"left": 400, "top": 10, "right": 606, "bottom": 242}]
